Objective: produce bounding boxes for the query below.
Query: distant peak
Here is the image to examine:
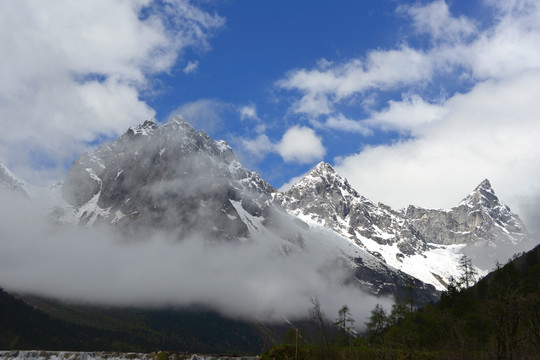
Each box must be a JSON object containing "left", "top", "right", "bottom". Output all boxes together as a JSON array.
[
  {"left": 127, "top": 119, "right": 157, "bottom": 136},
  {"left": 311, "top": 161, "right": 336, "bottom": 174},
  {"left": 168, "top": 114, "right": 188, "bottom": 125},
  {"left": 142, "top": 119, "right": 157, "bottom": 127},
  {"left": 289, "top": 161, "right": 359, "bottom": 197},
  {"left": 475, "top": 179, "right": 492, "bottom": 191},
  {"left": 471, "top": 178, "right": 496, "bottom": 198},
  {"left": 459, "top": 178, "right": 499, "bottom": 208}
]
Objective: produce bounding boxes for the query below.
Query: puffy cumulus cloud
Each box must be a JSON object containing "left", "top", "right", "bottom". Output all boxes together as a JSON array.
[
  {"left": 0, "top": 0, "right": 224, "bottom": 185},
  {"left": 400, "top": 0, "right": 477, "bottom": 44},
  {"left": 275, "top": 126, "right": 326, "bottom": 164},
  {"left": 276, "top": 0, "right": 540, "bottom": 126},
  {"left": 239, "top": 126, "right": 326, "bottom": 165},
  {"left": 463, "top": 9, "right": 540, "bottom": 80},
  {"left": 240, "top": 134, "right": 274, "bottom": 159},
  {"left": 335, "top": 69, "right": 540, "bottom": 229}
]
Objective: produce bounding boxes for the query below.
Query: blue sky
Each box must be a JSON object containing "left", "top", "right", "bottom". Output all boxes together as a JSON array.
[
  {"left": 147, "top": 1, "right": 407, "bottom": 185},
  {"left": 144, "top": 0, "right": 481, "bottom": 185},
  {"left": 1, "top": 0, "right": 540, "bottom": 233}
]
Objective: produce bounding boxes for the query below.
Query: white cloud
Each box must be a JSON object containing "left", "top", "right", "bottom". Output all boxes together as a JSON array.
[
  {"left": 0, "top": 190, "right": 388, "bottom": 324},
  {"left": 241, "top": 134, "right": 274, "bottom": 159},
  {"left": 0, "top": 0, "right": 224, "bottom": 185},
  {"left": 276, "top": 126, "right": 326, "bottom": 164},
  {"left": 239, "top": 126, "right": 326, "bottom": 164},
  {"left": 401, "top": 0, "right": 477, "bottom": 44},
  {"left": 324, "top": 114, "right": 372, "bottom": 135},
  {"left": 238, "top": 104, "right": 259, "bottom": 120},
  {"left": 365, "top": 94, "right": 445, "bottom": 133},
  {"left": 465, "top": 12, "right": 540, "bottom": 80},
  {"left": 277, "top": 46, "right": 432, "bottom": 117},
  {"left": 276, "top": 0, "right": 540, "bottom": 129},
  {"left": 276, "top": 0, "right": 540, "bottom": 236},
  {"left": 335, "top": 70, "right": 540, "bottom": 224},
  {"left": 183, "top": 60, "right": 199, "bottom": 74}
]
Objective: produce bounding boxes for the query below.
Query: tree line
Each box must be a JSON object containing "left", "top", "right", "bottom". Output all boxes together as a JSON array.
[{"left": 264, "top": 251, "right": 540, "bottom": 360}]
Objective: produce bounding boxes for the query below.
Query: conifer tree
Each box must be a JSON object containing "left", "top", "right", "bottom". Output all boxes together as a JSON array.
[{"left": 458, "top": 254, "right": 477, "bottom": 289}]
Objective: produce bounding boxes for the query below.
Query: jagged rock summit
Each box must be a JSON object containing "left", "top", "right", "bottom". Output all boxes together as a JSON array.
[
  {"left": 406, "top": 178, "right": 528, "bottom": 246},
  {"left": 61, "top": 116, "right": 275, "bottom": 240},
  {"left": 277, "top": 162, "right": 532, "bottom": 290},
  {"left": 276, "top": 161, "right": 428, "bottom": 255}
]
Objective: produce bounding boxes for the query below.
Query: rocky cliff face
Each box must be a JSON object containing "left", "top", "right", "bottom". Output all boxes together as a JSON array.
[
  {"left": 276, "top": 162, "right": 531, "bottom": 290},
  {"left": 274, "top": 162, "right": 427, "bottom": 256},
  {"left": 61, "top": 117, "right": 275, "bottom": 241},
  {"left": 406, "top": 179, "right": 528, "bottom": 246}
]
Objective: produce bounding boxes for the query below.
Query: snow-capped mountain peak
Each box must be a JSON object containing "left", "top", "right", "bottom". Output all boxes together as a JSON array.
[
  {"left": 459, "top": 178, "right": 497, "bottom": 208},
  {"left": 276, "top": 162, "right": 428, "bottom": 256},
  {"left": 278, "top": 164, "right": 533, "bottom": 291},
  {"left": 0, "top": 163, "right": 28, "bottom": 197},
  {"left": 455, "top": 179, "right": 527, "bottom": 241},
  {"left": 60, "top": 117, "right": 275, "bottom": 235},
  {"left": 127, "top": 119, "right": 158, "bottom": 136},
  {"left": 21, "top": 116, "right": 532, "bottom": 301},
  {"left": 279, "top": 162, "right": 360, "bottom": 224}
]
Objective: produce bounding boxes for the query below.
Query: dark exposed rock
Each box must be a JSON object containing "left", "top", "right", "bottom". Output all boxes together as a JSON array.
[{"left": 62, "top": 116, "right": 275, "bottom": 241}]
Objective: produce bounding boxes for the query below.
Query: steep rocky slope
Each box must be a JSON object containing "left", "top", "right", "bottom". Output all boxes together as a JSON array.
[
  {"left": 406, "top": 179, "right": 528, "bottom": 246},
  {"left": 60, "top": 117, "right": 275, "bottom": 241},
  {"left": 57, "top": 118, "right": 438, "bottom": 301},
  {"left": 276, "top": 162, "right": 532, "bottom": 290},
  {"left": 0, "top": 164, "right": 28, "bottom": 197}
]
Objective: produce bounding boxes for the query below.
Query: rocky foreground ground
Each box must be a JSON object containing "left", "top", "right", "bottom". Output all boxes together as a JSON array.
[{"left": 0, "top": 351, "right": 257, "bottom": 360}]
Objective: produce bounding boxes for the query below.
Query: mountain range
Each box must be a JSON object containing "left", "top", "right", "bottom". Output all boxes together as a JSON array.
[{"left": 1, "top": 116, "right": 535, "bottom": 305}]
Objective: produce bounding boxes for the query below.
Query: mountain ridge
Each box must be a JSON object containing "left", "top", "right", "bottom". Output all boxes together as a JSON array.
[
  {"left": 0, "top": 163, "right": 28, "bottom": 197},
  {"left": 273, "top": 161, "right": 531, "bottom": 290},
  {"left": 1, "top": 117, "right": 534, "bottom": 302}
]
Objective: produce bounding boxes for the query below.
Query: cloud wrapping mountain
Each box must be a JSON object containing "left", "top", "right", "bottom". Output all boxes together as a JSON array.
[{"left": 2, "top": 117, "right": 532, "bottom": 328}]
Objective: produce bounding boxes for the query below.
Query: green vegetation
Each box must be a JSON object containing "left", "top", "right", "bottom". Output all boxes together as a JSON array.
[
  {"left": 0, "top": 289, "right": 263, "bottom": 354},
  {"left": 264, "top": 248, "right": 540, "bottom": 360}
]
